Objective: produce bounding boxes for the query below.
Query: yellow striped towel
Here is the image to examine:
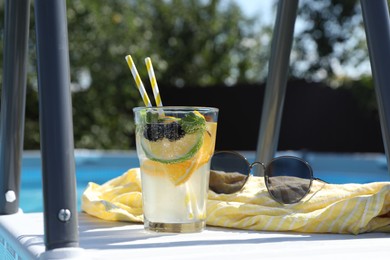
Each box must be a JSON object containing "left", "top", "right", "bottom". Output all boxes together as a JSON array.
[{"left": 81, "top": 168, "right": 390, "bottom": 234}]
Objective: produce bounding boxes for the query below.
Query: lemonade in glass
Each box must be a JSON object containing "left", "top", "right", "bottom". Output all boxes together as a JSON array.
[{"left": 133, "top": 106, "right": 218, "bottom": 232}]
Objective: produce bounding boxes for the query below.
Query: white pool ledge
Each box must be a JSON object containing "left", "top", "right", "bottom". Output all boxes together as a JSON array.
[{"left": 1, "top": 212, "right": 390, "bottom": 259}]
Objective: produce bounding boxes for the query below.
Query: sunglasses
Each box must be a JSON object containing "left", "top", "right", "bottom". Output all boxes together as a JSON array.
[{"left": 209, "top": 151, "right": 321, "bottom": 204}]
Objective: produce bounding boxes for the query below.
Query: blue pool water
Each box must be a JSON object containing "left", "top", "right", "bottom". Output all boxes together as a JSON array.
[
  {"left": 21, "top": 150, "right": 140, "bottom": 212},
  {"left": 20, "top": 150, "right": 390, "bottom": 213}
]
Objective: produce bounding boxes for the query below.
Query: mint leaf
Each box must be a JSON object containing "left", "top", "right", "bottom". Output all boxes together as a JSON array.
[
  {"left": 179, "top": 112, "right": 206, "bottom": 134},
  {"left": 145, "top": 111, "right": 159, "bottom": 123}
]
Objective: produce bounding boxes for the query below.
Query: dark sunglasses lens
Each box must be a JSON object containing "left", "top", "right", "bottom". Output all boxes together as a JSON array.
[
  {"left": 210, "top": 152, "right": 250, "bottom": 194},
  {"left": 265, "top": 157, "right": 313, "bottom": 204}
]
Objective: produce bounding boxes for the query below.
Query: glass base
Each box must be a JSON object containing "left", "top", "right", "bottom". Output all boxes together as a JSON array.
[{"left": 144, "top": 218, "right": 205, "bottom": 233}]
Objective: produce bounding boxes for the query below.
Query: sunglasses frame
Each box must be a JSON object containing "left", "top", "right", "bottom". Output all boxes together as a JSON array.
[{"left": 210, "top": 151, "right": 315, "bottom": 204}]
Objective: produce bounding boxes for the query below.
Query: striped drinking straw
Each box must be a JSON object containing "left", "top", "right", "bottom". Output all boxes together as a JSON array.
[
  {"left": 125, "top": 55, "right": 152, "bottom": 107},
  {"left": 145, "top": 57, "right": 163, "bottom": 107}
]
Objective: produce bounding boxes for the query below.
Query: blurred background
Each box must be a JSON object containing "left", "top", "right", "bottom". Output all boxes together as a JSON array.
[{"left": 0, "top": 0, "right": 387, "bottom": 153}]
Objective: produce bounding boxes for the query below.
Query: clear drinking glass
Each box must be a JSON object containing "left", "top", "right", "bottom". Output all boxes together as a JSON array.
[{"left": 133, "top": 106, "right": 218, "bottom": 233}]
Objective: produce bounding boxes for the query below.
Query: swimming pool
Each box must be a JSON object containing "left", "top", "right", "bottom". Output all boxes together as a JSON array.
[
  {"left": 21, "top": 150, "right": 140, "bottom": 212},
  {"left": 20, "top": 150, "right": 390, "bottom": 213}
]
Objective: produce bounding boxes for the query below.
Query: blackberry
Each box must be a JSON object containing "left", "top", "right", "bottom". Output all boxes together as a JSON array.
[
  {"left": 164, "top": 122, "right": 185, "bottom": 141},
  {"left": 143, "top": 123, "right": 164, "bottom": 141}
]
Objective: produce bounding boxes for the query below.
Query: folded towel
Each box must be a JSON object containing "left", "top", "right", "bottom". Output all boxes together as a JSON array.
[{"left": 81, "top": 168, "right": 390, "bottom": 234}]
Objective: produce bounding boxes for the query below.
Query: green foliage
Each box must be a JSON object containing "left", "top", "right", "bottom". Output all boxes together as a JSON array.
[
  {"left": 291, "top": 0, "right": 390, "bottom": 112},
  {"left": 293, "top": 0, "right": 390, "bottom": 85},
  {"left": 2, "top": 0, "right": 387, "bottom": 150},
  {"left": 293, "top": 0, "right": 363, "bottom": 82},
  {"left": 0, "top": 0, "right": 268, "bottom": 150}
]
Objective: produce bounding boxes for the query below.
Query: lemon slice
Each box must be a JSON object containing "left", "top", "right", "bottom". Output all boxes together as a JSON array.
[{"left": 141, "top": 131, "right": 204, "bottom": 164}]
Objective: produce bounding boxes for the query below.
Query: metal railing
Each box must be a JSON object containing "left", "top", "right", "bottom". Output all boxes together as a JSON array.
[{"left": 0, "top": 0, "right": 78, "bottom": 251}]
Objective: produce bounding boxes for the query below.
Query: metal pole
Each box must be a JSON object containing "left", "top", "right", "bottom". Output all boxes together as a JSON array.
[
  {"left": 360, "top": 0, "right": 390, "bottom": 173},
  {"left": 0, "top": 0, "right": 30, "bottom": 214},
  {"left": 34, "top": 0, "right": 79, "bottom": 250},
  {"left": 254, "top": 0, "right": 299, "bottom": 176}
]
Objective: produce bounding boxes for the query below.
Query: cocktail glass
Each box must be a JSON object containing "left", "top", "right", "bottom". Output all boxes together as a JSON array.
[{"left": 133, "top": 106, "right": 218, "bottom": 233}]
